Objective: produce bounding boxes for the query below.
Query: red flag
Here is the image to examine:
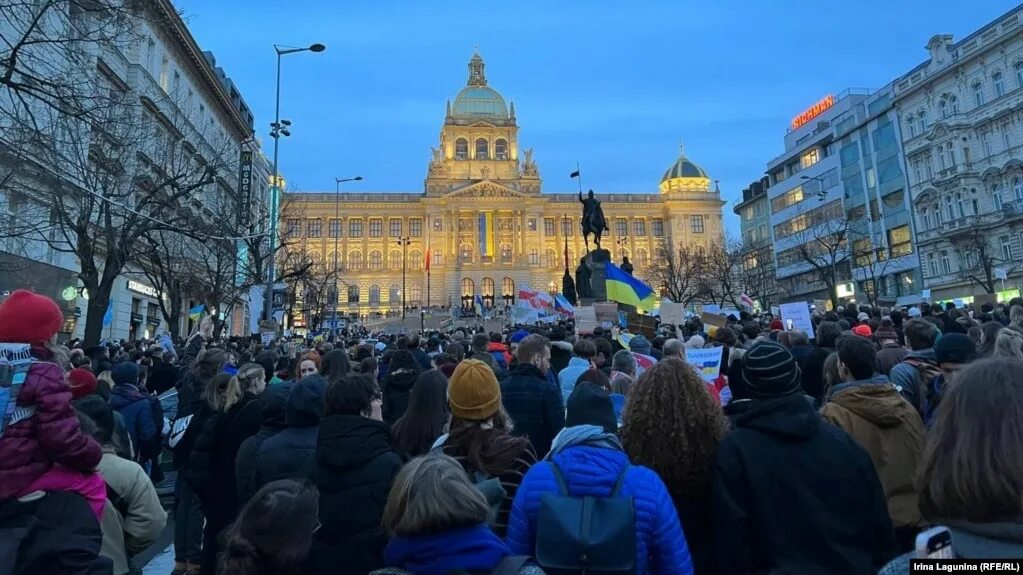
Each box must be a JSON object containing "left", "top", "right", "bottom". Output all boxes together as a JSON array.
[{"left": 425, "top": 249, "right": 431, "bottom": 272}]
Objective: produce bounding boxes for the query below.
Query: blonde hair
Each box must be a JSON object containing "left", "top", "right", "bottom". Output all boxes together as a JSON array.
[
  {"left": 237, "top": 363, "right": 266, "bottom": 393},
  {"left": 381, "top": 454, "right": 489, "bottom": 537},
  {"left": 97, "top": 370, "right": 114, "bottom": 387},
  {"left": 994, "top": 329, "right": 1023, "bottom": 359},
  {"left": 204, "top": 373, "right": 242, "bottom": 412}
]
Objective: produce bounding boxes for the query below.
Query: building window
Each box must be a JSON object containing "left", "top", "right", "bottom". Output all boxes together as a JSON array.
[
  {"left": 907, "top": 118, "right": 917, "bottom": 138},
  {"left": 866, "top": 166, "right": 876, "bottom": 188},
  {"left": 949, "top": 95, "right": 959, "bottom": 114},
  {"left": 348, "top": 285, "right": 360, "bottom": 303},
  {"left": 801, "top": 148, "right": 820, "bottom": 168},
  {"left": 432, "top": 249, "right": 442, "bottom": 267},
  {"left": 1001, "top": 236, "right": 1013, "bottom": 260},
  {"left": 1004, "top": 123, "right": 1013, "bottom": 149},
  {"left": 369, "top": 250, "right": 382, "bottom": 270},
  {"left": 475, "top": 138, "right": 489, "bottom": 160},
  {"left": 561, "top": 217, "right": 573, "bottom": 236},
  {"left": 993, "top": 185, "right": 1003, "bottom": 210},
  {"left": 973, "top": 82, "right": 985, "bottom": 107},
  {"left": 956, "top": 192, "right": 966, "bottom": 218},
  {"left": 982, "top": 131, "right": 993, "bottom": 157},
  {"left": 369, "top": 285, "right": 380, "bottom": 305},
  {"left": 1017, "top": 62, "right": 1023, "bottom": 88},
  {"left": 994, "top": 72, "right": 1005, "bottom": 98},
  {"left": 615, "top": 219, "right": 628, "bottom": 237},
  {"left": 306, "top": 219, "right": 321, "bottom": 238},
  {"left": 409, "top": 250, "right": 422, "bottom": 270},
  {"left": 455, "top": 138, "right": 468, "bottom": 160},
  {"left": 459, "top": 244, "right": 472, "bottom": 263},
  {"left": 940, "top": 250, "right": 951, "bottom": 274},
  {"left": 1016, "top": 178, "right": 1023, "bottom": 201},
  {"left": 920, "top": 208, "right": 930, "bottom": 230},
  {"left": 495, "top": 138, "right": 508, "bottom": 160},
  {"left": 690, "top": 215, "right": 705, "bottom": 234},
  {"left": 529, "top": 249, "right": 539, "bottom": 266},
  {"left": 928, "top": 253, "right": 938, "bottom": 277},
  {"left": 635, "top": 248, "right": 649, "bottom": 267},
  {"left": 651, "top": 219, "right": 664, "bottom": 237},
  {"left": 527, "top": 218, "right": 537, "bottom": 232},
  {"left": 939, "top": 99, "right": 949, "bottom": 119},
  {"left": 888, "top": 225, "right": 912, "bottom": 258},
  {"left": 349, "top": 219, "right": 363, "bottom": 238},
  {"left": 632, "top": 219, "right": 646, "bottom": 236},
  {"left": 389, "top": 219, "right": 402, "bottom": 238},
  {"left": 159, "top": 55, "right": 169, "bottom": 91},
  {"left": 285, "top": 219, "right": 301, "bottom": 238},
  {"left": 545, "top": 248, "right": 557, "bottom": 267},
  {"left": 918, "top": 111, "right": 927, "bottom": 134},
  {"left": 543, "top": 217, "right": 555, "bottom": 236},
  {"left": 500, "top": 244, "right": 512, "bottom": 263},
  {"left": 369, "top": 219, "right": 382, "bottom": 238},
  {"left": 770, "top": 186, "right": 805, "bottom": 213},
  {"left": 945, "top": 195, "right": 955, "bottom": 221},
  {"left": 389, "top": 250, "right": 402, "bottom": 270},
  {"left": 933, "top": 203, "right": 942, "bottom": 226},
  {"left": 348, "top": 251, "right": 363, "bottom": 271},
  {"left": 409, "top": 218, "right": 422, "bottom": 237},
  {"left": 328, "top": 219, "right": 341, "bottom": 238}
]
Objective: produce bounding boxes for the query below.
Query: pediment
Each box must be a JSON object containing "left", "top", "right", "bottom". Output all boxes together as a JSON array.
[{"left": 441, "top": 181, "right": 528, "bottom": 199}]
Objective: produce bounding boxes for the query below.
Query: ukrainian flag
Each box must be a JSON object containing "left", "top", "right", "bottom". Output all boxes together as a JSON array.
[
  {"left": 188, "top": 304, "right": 205, "bottom": 321},
  {"left": 605, "top": 261, "right": 657, "bottom": 311},
  {"left": 474, "top": 293, "right": 485, "bottom": 316},
  {"left": 478, "top": 213, "right": 495, "bottom": 257}
]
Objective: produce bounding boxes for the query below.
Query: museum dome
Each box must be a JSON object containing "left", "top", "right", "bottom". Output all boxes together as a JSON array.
[
  {"left": 452, "top": 86, "right": 508, "bottom": 119},
  {"left": 659, "top": 145, "right": 711, "bottom": 193}
]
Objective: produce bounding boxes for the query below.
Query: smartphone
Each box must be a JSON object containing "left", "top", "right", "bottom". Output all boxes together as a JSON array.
[
  {"left": 915, "top": 526, "right": 953, "bottom": 559},
  {"left": 785, "top": 319, "right": 793, "bottom": 331}
]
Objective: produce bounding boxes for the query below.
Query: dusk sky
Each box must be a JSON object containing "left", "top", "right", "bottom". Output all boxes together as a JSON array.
[{"left": 177, "top": 1, "right": 1017, "bottom": 234}]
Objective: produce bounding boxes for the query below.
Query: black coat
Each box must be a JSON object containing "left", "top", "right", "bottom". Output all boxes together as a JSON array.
[
  {"left": 712, "top": 395, "right": 895, "bottom": 575},
  {"left": 236, "top": 383, "right": 292, "bottom": 505},
  {"left": 382, "top": 370, "right": 418, "bottom": 426},
  {"left": 799, "top": 346, "right": 833, "bottom": 403},
  {"left": 147, "top": 358, "right": 179, "bottom": 395},
  {"left": 549, "top": 342, "right": 573, "bottom": 376},
  {"left": 307, "top": 415, "right": 401, "bottom": 575},
  {"left": 0, "top": 491, "right": 112, "bottom": 575},
  {"left": 500, "top": 363, "right": 564, "bottom": 458},
  {"left": 252, "top": 377, "right": 325, "bottom": 492}
]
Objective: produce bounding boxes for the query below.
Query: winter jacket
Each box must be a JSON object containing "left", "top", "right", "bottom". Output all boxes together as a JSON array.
[
  {"left": 501, "top": 363, "right": 565, "bottom": 458},
  {"left": 486, "top": 342, "right": 511, "bottom": 369},
  {"left": 506, "top": 443, "right": 693, "bottom": 575},
  {"left": 875, "top": 342, "right": 909, "bottom": 376},
  {"left": 0, "top": 490, "right": 112, "bottom": 575},
  {"left": 820, "top": 375, "right": 925, "bottom": 530},
  {"left": 441, "top": 438, "right": 537, "bottom": 538},
  {"left": 411, "top": 348, "right": 432, "bottom": 371},
  {"left": 252, "top": 376, "right": 324, "bottom": 491},
  {"left": 171, "top": 370, "right": 210, "bottom": 471},
  {"left": 372, "top": 525, "right": 544, "bottom": 575},
  {"left": 557, "top": 357, "right": 590, "bottom": 404},
  {"left": 723, "top": 398, "right": 754, "bottom": 427},
  {"left": 799, "top": 345, "right": 834, "bottom": 402},
  {"left": 382, "top": 369, "right": 418, "bottom": 426},
  {"left": 549, "top": 341, "right": 573, "bottom": 376},
  {"left": 96, "top": 450, "right": 167, "bottom": 575},
  {"left": 145, "top": 359, "right": 179, "bottom": 395},
  {"left": 236, "top": 383, "right": 292, "bottom": 505},
  {"left": 880, "top": 520, "right": 1023, "bottom": 574},
  {"left": 109, "top": 384, "right": 158, "bottom": 460},
  {"left": 889, "top": 348, "right": 937, "bottom": 411},
  {"left": 712, "top": 394, "right": 895, "bottom": 575},
  {"left": 185, "top": 392, "right": 261, "bottom": 510},
  {"left": 0, "top": 362, "right": 102, "bottom": 501},
  {"left": 307, "top": 415, "right": 401, "bottom": 575}
]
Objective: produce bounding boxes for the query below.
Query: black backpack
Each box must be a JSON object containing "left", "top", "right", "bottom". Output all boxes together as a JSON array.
[{"left": 535, "top": 462, "right": 636, "bottom": 575}]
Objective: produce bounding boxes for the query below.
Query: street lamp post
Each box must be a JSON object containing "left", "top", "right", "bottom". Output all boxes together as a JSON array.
[
  {"left": 397, "top": 237, "right": 412, "bottom": 321},
  {"left": 263, "top": 42, "right": 326, "bottom": 325},
  {"left": 331, "top": 176, "right": 362, "bottom": 341}
]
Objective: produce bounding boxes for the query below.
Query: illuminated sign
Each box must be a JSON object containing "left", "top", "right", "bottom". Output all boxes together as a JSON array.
[
  {"left": 127, "top": 280, "right": 160, "bottom": 299},
  {"left": 791, "top": 94, "right": 835, "bottom": 130}
]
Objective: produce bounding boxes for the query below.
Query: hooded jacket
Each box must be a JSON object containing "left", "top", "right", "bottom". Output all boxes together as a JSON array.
[
  {"left": 96, "top": 450, "right": 166, "bottom": 575},
  {"left": 889, "top": 348, "right": 937, "bottom": 411},
  {"left": 875, "top": 342, "right": 909, "bottom": 376},
  {"left": 108, "top": 383, "right": 158, "bottom": 459},
  {"left": 820, "top": 375, "right": 924, "bottom": 529},
  {"left": 548, "top": 341, "right": 573, "bottom": 375},
  {"left": 712, "top": 394, "right": 895, "bottom": 574},
  {"left": 558, "top": 357, "right": 591, "bottom": 403},
  {"left": 307, "top": 415, "right": 401, "bottom": 575},
  {"left": 382, "top": 369, "right": 419, "bottom": 426},
  {"left": 487, "top": 341, "right": 512, "bottom": 370},
  {"left": 236, "top": 383, "right": 292, "bottom": 505},
  {"left": 253, "top": 377, "right": 324, "bottom": 491},
  {"left": 500, "top": 363, "right": 565, "bottom": 459}
]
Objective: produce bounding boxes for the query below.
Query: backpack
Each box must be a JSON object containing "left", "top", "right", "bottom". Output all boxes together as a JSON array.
[
  {"left": 0, "top": 344, "right": 36, "bottom": 439},
  {"left": 535, "top": 462, "right": 636, "bottom": 575},
  {"left": 429, "top": 434, "right": 506, "bottom": 527},
  {"left": 900, "top": 358, "right": 941, "bottom": 412}
]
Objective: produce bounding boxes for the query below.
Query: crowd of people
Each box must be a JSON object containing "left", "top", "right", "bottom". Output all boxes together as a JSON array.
[{"left": 1, "top": 286, "right": 1023, "bottom": 574}]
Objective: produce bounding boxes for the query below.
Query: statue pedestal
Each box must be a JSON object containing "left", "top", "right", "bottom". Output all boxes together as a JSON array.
[{"left": 580, "top": 249, "right": 610, "bottom": 306}]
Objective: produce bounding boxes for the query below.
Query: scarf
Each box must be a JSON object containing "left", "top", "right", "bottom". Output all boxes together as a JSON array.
[
  {"left": 547, "top": 424, "right": 622, "bottom": 460},
  {"left": 384, "top": 524, "right": 511, "bottom": 575}
]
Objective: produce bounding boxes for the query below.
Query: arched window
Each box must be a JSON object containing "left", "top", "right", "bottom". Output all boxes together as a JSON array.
[
  {"left": 920, "top": 207, "right": 930, "bottom": 230},
  {"left": 495, "top": 138, "right": 508, "bottom": 160},
  {"left": 544, "top": 248, "right": 557, "bottom": 267},
  {"left": 369, "top": 285, "right": 381, "bottom": 305},
  {"left": 1016, "top": 62, "right": 1023, "bottom": 88},
  {"left": 1015, "top": 177, "right": 1023, "bottom": 201},
  {"left": 369, "top": 250, "right": 382, "bottom": 270},
  {"left": 993, "top": 184, "right": 1004, "bottom": 210},
  {"left": 945, "top": 196, "right": 955, "bottom": 221},
  {"left": 918, "top": 111, "right": 927, "bottom": 134},
  {"left": 481, "top": 277, "right": 495, "bottom": 297},
  {"left": 502, "top": 277, "right": 515, "bottom": 298},
  {"left": 307, "top": 251, "right": 323, "bottom": 272},
  {"left": 410, "top": 283, "right": 422, "bottom": 304},
  {"left": 327, "top": 250, "right": 340, "bottom": 271},
  {"left": 461, "top": 278, "right": 474, "bottom": 297},
  {"left": 459, "top": 244, "right": 473, "bottom": 263},
  {"left": 347, "top": 285, "right": 360, "bottom": 303},
  {"left": 939, "top": 99, "right": 948, "bottom": 118},
  {"left": 949, "top": 95, "right": 958, "bottom": 114},
  {"left": 933, "top": 203, "right": 942, "bottom": 226},
  {"left": 636, "top": 248, "right": 649, "bottom": 267},
  {"left": 389, "top": 250, "right": 402, "bottom": 270},
  {"left": 907, "top": 118, "right": 917, "bottom": 138},
  {"left": 956, "top": 192, "right": 966, "bottom": 218},
  {"left": 409, "top": 250, "right": 422, "bottom": 270},
  {"left": 348, "top": 251, "right": 363, "bottom": 271},
  {"left": 500, "top": 243, "right": 512, "bottom": 263},
  {"left": 973, "top": 82, "right": 985, "bottom": 107},
  {"left": 994, "top": 72, "right": 1005, "bottom": 98},
  {"left": 475, "top": 138, "right": 489, "bottom": 160},
  {"left": 389, "top": 284, "right": 400, "bottom": 305},
  {"left": 455, "top": 138, "right": 468, "bottom": 160}
]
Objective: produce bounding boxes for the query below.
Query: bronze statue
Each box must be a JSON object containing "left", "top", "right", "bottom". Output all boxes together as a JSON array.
[
  {"left": 575, "top": 257, "right": 592, "bottom": 299},
  {"left": 579, "top": 189, "right": 606, "bottom": 251},
  {"left": 562, "top": 270, "right": 577, "bottom": 306},
  {"left": 621, "top": 255, "right": 634, "bottom": 276}
]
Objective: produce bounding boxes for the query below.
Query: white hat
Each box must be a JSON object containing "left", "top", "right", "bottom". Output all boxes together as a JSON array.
[
  {"left": 857, "top": 312, "right": 869, "bottom": 321},
  {"left": 907, "top": 307, "right": 922, "bottom": 318}
]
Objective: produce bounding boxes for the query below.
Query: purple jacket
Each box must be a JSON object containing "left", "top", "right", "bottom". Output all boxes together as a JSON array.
[{"left": 0, "top": 362, "right": 102, "bottom": 500}]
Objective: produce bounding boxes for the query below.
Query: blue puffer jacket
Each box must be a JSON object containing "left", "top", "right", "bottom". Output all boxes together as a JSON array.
[
  {"left": 506, "top": 444, "right": 693, "bottom": 575},
  {"left": 109, "top": 383, "right": 157, "bottom": 459}
]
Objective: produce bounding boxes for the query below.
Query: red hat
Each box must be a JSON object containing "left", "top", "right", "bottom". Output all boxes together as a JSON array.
[
  {"left": 852, "top": 324, "right": 872, "bottom": 337},
  {"left": 0, "top": 290, "right": 64, "bottom": 344},
  {"left": 769, "top": 319, "right": 783, "bottom": 331},
  {"left": 68, "top": 368, "right": 98, "bottom": 399}
]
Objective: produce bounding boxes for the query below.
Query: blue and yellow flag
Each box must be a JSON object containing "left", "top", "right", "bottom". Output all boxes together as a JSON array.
[
  {"left": 477, "top": 212, "right": 495, "bottom": 257},
  {"left": 605, "top": 261, "right": 657, "bottom": 311},
  {"left": 188, "top": 304, "right": 205, "bottom": 321}
]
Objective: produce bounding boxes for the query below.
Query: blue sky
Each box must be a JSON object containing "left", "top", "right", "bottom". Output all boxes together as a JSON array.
[{"left": 177, "top": 0, "right": 1017, "bottom": 234}]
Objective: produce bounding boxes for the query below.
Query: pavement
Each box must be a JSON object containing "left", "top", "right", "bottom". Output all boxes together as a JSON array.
[{"left": 141, "top": 544, "right": 175, "bottom": 574}]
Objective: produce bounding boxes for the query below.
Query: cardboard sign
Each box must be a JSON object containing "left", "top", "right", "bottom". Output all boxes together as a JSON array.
[
  {"left": 594, "top": 302, "right": 619, "bottom": 324},
  {"left": 660, "top": 301, "right": 685, "bottom": 326},
  {"left": 700, "top": 312, "right": 727, "bottom": 328},
  {"left": 627, "top": 311, "right": 657, "bottom": 339},
  {"left": 779, "top": 302, "right": 815, "bottom": 339},
  {"left": 575, "top": 306, "right": 597, "bottom": 335},
  {"left": 686, "top": 346, "right": 724, "bottom": 382}
]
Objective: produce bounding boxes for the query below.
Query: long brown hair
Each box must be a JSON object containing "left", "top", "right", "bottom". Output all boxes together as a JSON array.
[
  {"left": 382, "top": 454, "right": 488, "bottom": 537},
  {"left": 919, "top": 358, "right": 1023, "bottom": 522},
  {"left": 621, "top": 357, "right": 729, "bottom": 499},
  {"left": 219, "top": 479, "right": 319, "bottom": 575},
  {"left": 445, "top": 407, "right": 530, "bottom": 477}
]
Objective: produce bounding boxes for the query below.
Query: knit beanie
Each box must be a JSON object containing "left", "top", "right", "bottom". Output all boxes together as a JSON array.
[
  {"left": 934, "top": 333, "right": 977, "bottom": 365},
  {"left": 0, "top": 289, "right": 64, "bottom": 344},
  {"left": 628, "top": 334, "right": 652, "bottom": 356},
  {"left": 68, "top": 368, "right": 98, "bottom": 400},
  {"left": 73, "top": 394, "right": 115, "bottom": 442},
  {"left": 769, "top": 318, "right": 783, "bottom": 331},
  {"left": 111, "top": 361, "right": 139, "bottom": 386},
  {"left": 565, "top": 382, "right": 617, "bottom": 434},
  {"left": 509, "top": 329, "right": 530, "bottom": 344},
  {"left": 741, "top": 340, "right": 801, "bottom": 399},
  {"left": 852, "top": 324, "right": 872, "bottom": 337},
  {"left": 449, "top": 359, "right": 501, "bottom": 421},
  {"left": 875, "top": 327, "right": 898, "bottom": 342}
]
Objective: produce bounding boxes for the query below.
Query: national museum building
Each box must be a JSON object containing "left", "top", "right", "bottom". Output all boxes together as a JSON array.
[{"left": 283, "top": 51, "right": 725, "bottom": 315}]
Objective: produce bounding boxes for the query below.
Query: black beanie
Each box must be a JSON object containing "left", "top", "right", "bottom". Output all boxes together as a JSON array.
[
  {"left": 741, "top": 340, "right": 801, "bottom": 399},
  {"left": 73, "top": 395, "right": 115, "bottom": 442},
  {"left": 566, "top": 382, "right": 617, "bottom": 434},
  {"left": 934, "top": 333, "right": 977, "bottom": 365}
]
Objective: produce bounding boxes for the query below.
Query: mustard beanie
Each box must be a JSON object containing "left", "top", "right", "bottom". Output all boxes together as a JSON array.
[{"left": 448, "top": 359, "right": 501, "bottom": 421}]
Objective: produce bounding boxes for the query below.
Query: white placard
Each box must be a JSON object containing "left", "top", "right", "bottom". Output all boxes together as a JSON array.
[
  {"left": 921, "top": 289, "right": 932, "bottom": 299},
  {"left": 686, "top": 346, "right": 723, "bottom": 382},
  {"left": 660, "top": 301, "right": 685, "bottom": 326},
  {"left": 575, "top": 306, "right": 597, "bottom": 334},
  {"left": 260, "top": 331, "right": 274, "bottom": 347},
  {"left": 779, "top": 302, "right": 815, "bottom": 339}
]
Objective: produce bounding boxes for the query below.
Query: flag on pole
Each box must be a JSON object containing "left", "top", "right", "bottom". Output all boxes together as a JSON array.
[
  {"left": 554, "top": 294, "right": 574, "bottom": 315},
  {"left": 604, "top": 261, "right": 657, "bottom": 311},
  {"left": 740, "top": 293, "right": 755, "bottom": 311},
  {"left": 188, "top": 304, "right": 205, "bottom": 321},
  {"left": 474, "top": 294, "right": 484, "bottom": 317},
  {"left": 425, "top": 249, "right": 431, "bottom": 272},
  {"left": 102, "top": 303, "right": 113, "bottom": 327},
  {"left": 569, "top": 170, "right": 580, "bottom": 178}
]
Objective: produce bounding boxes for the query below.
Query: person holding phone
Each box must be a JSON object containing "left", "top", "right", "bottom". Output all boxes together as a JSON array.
[{"left": 879, "top": 357, "right": 1023, "bottom": 573}]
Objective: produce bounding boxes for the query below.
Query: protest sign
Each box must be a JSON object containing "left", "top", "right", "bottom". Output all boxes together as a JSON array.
[
  {"left": 660, "top": 301, "right": 685, "bottom": 326},
  {"left": 702, "top": 304, "right": 721, "bottom": 315},
  {"left": 575, "top": 306, "right": 597, "bottom": 334},
  {"left": 700, "top": 312, "right": 727, "bottom": 328},
  {"left": 627, "top": 311, "right": 657, "bottom": 339},
  {"left": 686, "top": 346, "right": 724, "bottom": 382},
  {"left": 594, "top": 302, "right": 619, "bottom": 324},
  {"left": 779, "top": 302, "right": 815, "bottom": 339}
]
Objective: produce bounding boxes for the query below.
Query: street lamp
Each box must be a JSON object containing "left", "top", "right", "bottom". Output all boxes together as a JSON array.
[
  {"left": 263, "top": 42, "right": 326, "bottom": 325},
  {"left": 397, "top": 237, "right": 412, "bottom": 321},
  {"left": 330, "top": 176, "right": 363, "bottom": 341}
]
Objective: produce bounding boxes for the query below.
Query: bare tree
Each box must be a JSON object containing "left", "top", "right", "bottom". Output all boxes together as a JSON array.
[
  {"left": 735, "top": 243, "right": 780, "bottom": 311},
  {"left": 848, "top": 230, "right": 894, "bottom": 308},
  {"left": 702, "top": 237, "right": 746, "bottom": 309},
  {"left": 647, "top": 240, "right": 709, "bottom": 309},
  {"left": 952, "top": 224, "right": 1003, "bottom": 294},
  {"left": 788, "top": 203, "right": 850, "bottom": 309},
  {"left": 137, "top": 229, "right": 194, "bottom": 337}
]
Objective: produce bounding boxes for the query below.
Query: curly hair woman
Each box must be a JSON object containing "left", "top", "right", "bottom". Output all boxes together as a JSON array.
[{"left": 621, "top": 357, "right": 730, "bottom": 575}]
